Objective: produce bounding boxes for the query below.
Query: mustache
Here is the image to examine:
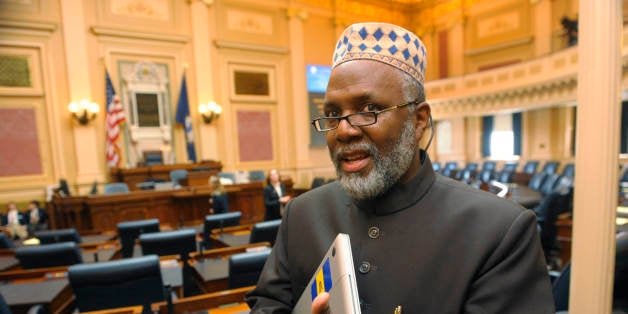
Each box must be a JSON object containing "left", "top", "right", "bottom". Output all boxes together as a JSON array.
[{"left": 331, "top": 142, "right": 377, "bottom": 163}]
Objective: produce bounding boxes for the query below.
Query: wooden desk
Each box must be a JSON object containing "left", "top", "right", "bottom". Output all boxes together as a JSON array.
[
  {"left": 49, "top": 181, "right": 278, "bottom": 231},
  {"left": 188, "top": 243, "right": 270, "bottom": 294},
  {"left": 507, "top": 185, "right": 543, "bottom": 209},
  {"left": 0, "top": 256, "right": 19, "bottom": 271},
  {"left": 153, "top": 286, "right": 253, "bottom": 314},
  {"left": 110, "top": 161, "right": 223, "bottom": 191},
  {"left": 211, "top": 225, "right": 253, "bottom": 247},
  {"left": 0, "top": 278, "right": 74, "bottom": 314}
]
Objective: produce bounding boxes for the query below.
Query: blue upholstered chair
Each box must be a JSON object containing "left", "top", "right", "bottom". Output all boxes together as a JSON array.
[
  {"left": 541, "top": 161, "right": 560, "bottom": 175},
  {"left": 553, "top": 232, "right": 628, "bottom": 312},
  {"left": 481, "top": 161, "right": 496, "bottom": 172},
  {"left": 523, "top": 161, "right": 540, "bottom": 174},
  {"left": 140, "top": 229, "right": 197, "bottom": 262},
  {"left": 501, "top": 162, "right": 519, "bottom": 173},
  {"left": 311, "top": 177, "right": 326, "bottom": 189},
  {"left": 203, "top": 212, "right": 242, "bottom": 248},
  {"left": 561, "top": 163, "right": 575, "bottom": 178},
  {"left": 143, "top": 150, "right": 164, "bottom": 166},
  {"left": 228, "top": 249, "right": 272, "bottom": 289},
  {"left": 15, "top": 242, "right": 83, "bottom": 269},
  {"left": 68, "top": 255, "right": 166, "bottom": 312},
  {"left": 218, "top": 172, "right": 236, "bottom": 184},
  {"left": 34, "top": 228, "right": 82, "bottom": 244},
  {"left": 169, "top": 169, "right": 188, "bottom": 186},
  {"left": 249, "top": 170, "right": 266, "bottom": 182},
  {"left": 0, "top": 234, "right": 15, "bottom": 249},
  {"left": 104, "top": 182, "right": 130, "bottom": 194},
  {"left": 117, "top": 219, "right": 160, "bottom": 258},
  {"left": 432, "top": 162, "right": 441, "bottom": 172},
  {"left": 249, "top": 219, "right": 282, "bottom": 246}
]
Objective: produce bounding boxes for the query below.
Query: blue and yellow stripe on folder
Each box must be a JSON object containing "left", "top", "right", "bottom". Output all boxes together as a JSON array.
[{"left": 311, "top": 257, "right": 333, "bottom": 301}]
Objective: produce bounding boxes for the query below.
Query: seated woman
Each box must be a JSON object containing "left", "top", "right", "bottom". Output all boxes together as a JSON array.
[
  {"left": 263, "top": 169, "right": 291, "bottom": 221},
  {"left": 209, "top": 176, "right": 229, "bottom": 214}
]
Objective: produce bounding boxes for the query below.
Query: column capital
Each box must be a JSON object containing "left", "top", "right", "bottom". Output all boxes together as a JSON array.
[
  {"left": 287, "top": 7, "right": 308, "bottom": 21},
  {"left": 187, "top": 0, "right": 213, "bottom": 7}
]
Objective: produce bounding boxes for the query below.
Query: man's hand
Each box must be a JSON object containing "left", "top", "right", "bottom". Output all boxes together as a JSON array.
[{"left": 312, "top": 292, "right": 330, "bottom": 314}]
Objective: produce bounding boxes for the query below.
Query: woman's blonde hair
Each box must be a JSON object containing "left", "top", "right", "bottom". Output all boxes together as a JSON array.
[{"left": 210, "top": 176, "right": 225, "bottom": 194}]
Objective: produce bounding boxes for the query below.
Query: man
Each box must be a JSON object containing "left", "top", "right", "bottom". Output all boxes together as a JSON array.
[
  {"left": 246, "top": 22, "right": 554, "bottom": 313},
  {"left": 26, "top": 200, "right": 48, "bottom": 232}
]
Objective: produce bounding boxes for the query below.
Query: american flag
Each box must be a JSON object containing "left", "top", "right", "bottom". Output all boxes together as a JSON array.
[{"left": 105, "top": 70, "right": 126, "bottom": 168}]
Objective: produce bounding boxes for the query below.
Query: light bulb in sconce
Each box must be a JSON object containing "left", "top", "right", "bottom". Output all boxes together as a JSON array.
[
  {"left": 68, "top": 99, "right": 99, "bottom": 125},
  {"left": 199, "top": 101, "right": 222, "bottom": 124}
]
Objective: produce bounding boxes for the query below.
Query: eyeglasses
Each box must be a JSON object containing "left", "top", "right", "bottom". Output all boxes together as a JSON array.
[{"left": 311, "top": 100, "right": 420, "bottom": 132}]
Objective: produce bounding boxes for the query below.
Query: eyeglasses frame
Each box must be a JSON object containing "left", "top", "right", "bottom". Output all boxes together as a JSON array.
[{"left": 311, "top": 99, "right": 421, "bottom": 132}]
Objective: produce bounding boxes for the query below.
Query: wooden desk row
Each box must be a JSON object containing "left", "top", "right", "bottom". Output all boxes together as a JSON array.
[
  {"left": 48, "top": 182, "right": 277, "bottom": 232},
  {"left": 109, "top": 162, "right": 223, "bottom": 192},
  {"left": 0, "top": 242, "right": 268, "bottom": 314}
]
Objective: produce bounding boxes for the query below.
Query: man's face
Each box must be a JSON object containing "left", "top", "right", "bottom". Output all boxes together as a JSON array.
[
  {"left": 8, "top": 203, "right": 16, "bottom": 210},
  {"left": 323, "top": 61, "right": 426, "bottom": 199}
]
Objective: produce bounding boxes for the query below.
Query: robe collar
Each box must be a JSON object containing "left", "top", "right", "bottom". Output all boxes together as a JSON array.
[{"left": 352, "top": 150, "right": 436, "bottom": 216}]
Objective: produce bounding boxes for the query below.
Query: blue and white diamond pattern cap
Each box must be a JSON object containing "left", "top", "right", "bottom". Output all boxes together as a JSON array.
[{"left": 332, "top": 22, "right": 427, "bottom": 85}]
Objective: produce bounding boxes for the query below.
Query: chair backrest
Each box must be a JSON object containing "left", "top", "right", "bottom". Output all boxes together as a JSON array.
[
  {"left": 497, "top": 171, "right": 514, "bottom": 183},
  {"left": 477, "top": 169, "right": 494, "bottom": 183},
  {"left": 528, "top": 172, "right": 548, "bottom": 191},
  {"left": 523, "top": 161, "right": 540, "bottom": 174},
  {"left": 540, "top": 174, "right": 561, "bottom": 195},
  {"left": 203, "top": 212, "right": 242, "bottom": 248},
  {"left": 68, "top": 255, "right": 165, "bottom": 312},
  {"left": 143, "top": 150, "right": 164, "bottom": 166},
  {"left": 103, "top": 182, "right": 130, "bottom": 194},
  {"left": 15, "top": 242, "right": 83, "bottom": 269},
  {"left": 35, "top": 228, "right": 82, "bottom": 244},
  {"left": 455, "top": 168, "right": 473, "bottom": 181},
  {"left": 169, "top": 169, "right": 188, "bottom": 185},
  {"left": 140, "top": 229, "right": 196, "bottom": 261},
  {"left": 465, "top": 162, "right": 479, "bottom": 172},
  {"left": 117, "top": 219, "right": 160, "bottom": 258},
  {"left": 441, "top": 168, "right": 455, "bottom": 178},
  {"left": 0, "top": 233, "right": 15, "bottom": 249},
  {"left": 482, "top": 161, "right": 496, "bottom": 171},
  {"left": 542, "top": 161, "right": 560, "bottom": 175},
  {"left": 249, "top": 220, "right": 282, "bottom": 246},
  {"left": 561, "top": 163, "right": 575, "bottom": 178},
  {"left": 444, "top": 161, "right": 458, "bottom": 171},
  {"left": 249, "top": 170, "right": 266, "bottom": 182},
  {"left": 311, "top": 177, "right": 326, "bottom": 189},
  {"left": 218, "top": 172, "right": 236, "bottom": 185},
  {"left": 553, "top": 232, "right": 628, "bottom": 311},
  {"left": 432, "top": 162, "right": 441, "bottom": 172},
  {"left": 502, "top": 162, "right": 518, "bottom": 173},
  {"left": 228, "top": 250, "right": 272, "bottom": 289}
]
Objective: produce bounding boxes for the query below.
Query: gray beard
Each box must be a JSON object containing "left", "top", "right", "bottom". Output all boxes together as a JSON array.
[{"left": 330, "top": 118, "right": 417, "bottom": 200}]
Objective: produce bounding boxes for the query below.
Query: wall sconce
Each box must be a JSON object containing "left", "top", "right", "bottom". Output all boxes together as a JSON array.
[
  {"left": 199, "top": 101, "right": 222, "bottom": 124},
  {"left": 68, "top": 99, "right": 99, "bottom": 125}
]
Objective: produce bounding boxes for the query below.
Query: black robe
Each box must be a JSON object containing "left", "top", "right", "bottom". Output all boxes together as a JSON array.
[{"left": 247, "top": 153, "right": 554, "bottom": 313}]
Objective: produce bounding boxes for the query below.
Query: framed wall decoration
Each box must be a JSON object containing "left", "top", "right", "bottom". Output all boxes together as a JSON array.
[{"left": 228, "top": 63, "right": 276, "bottom": 103}]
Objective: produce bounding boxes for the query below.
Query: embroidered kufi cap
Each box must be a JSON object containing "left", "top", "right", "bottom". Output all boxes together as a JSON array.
[{"left": 332, "top": 22, "right": 427, "bottom": 85}]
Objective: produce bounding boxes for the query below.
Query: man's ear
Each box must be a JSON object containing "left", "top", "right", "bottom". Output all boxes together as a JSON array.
[{"left": 414, "top": 102, "right": 431, "bottom": 142}]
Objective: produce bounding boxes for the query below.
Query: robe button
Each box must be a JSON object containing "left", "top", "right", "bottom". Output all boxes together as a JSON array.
[
  {"left": 359, "top": 261, "right": 371, "bottom": 274},
  {"left": 368, "top": 226, "right": 380, "bottom": 239}
]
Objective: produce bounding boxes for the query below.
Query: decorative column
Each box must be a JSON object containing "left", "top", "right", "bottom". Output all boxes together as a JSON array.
[
  {"left": 190, "top": 0, "right": 220, "bottom": 161},
  {"left": 60, "top": 0, "right": 102, "bottom": 186},
  {"left": 532, "top": 0, "right": 552, "bottom": 56},
  {"left": 570, "top": 0, "right": 622, "bottom": 313},
  {"left": 287, "top": 7, "right": 309, "bottom": 168}
]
